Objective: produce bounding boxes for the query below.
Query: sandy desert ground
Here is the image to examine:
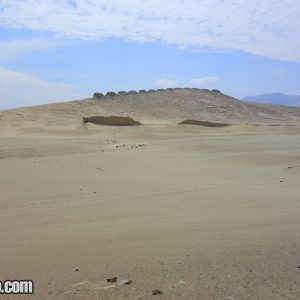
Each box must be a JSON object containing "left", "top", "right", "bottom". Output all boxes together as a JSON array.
[{"left": 0, "top": 90, "right": 300, "bottom": 299}]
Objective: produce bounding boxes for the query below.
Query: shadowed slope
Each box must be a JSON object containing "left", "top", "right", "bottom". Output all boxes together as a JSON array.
[
  {"left": 179, "top": 119, "right": 230, "bottom": 127},
  {"left": 83, "top": 116, "right": 141, "bottom": 126}
]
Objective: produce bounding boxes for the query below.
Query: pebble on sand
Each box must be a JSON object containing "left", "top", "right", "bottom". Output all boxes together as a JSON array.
[{"left": 152, "top": 289, "right": 163, "bottom": 295}]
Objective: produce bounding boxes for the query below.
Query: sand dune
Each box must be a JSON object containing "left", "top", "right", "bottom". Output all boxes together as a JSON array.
[{"left": 0, "top": 90, "right": 300, "bottom": 299}]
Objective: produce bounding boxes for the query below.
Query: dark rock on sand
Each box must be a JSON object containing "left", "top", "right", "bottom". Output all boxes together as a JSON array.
[{"left": 152, "top": 289, "right": 163, "bottom": 295}]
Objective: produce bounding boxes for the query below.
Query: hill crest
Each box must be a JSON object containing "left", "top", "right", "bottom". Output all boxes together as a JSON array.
[{"left": 1, "top": 88, "right": 300, "bottom": 130}]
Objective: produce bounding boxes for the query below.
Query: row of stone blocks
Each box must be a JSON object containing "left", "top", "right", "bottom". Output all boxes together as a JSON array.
[{"left": 93, "top": 88, "right": 221, "bottom": 99}]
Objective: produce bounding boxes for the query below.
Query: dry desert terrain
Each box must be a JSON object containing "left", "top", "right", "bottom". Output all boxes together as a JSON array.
[{"left": 0, "top": 89, "right": 300, "bottom": 299}]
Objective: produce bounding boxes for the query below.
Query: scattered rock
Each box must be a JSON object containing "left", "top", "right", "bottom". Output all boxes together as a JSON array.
[
  {"left": 280, "top": 180, "right": 284, "bottom": 182},
  {"left": 117, "top": 279, "right": 132, "bottom": 286},
  {"left": 106, "top": 277, "right": 132, "bottom": 286},
  {"left": 152, "top": 289, "right": 163, "bottom": 295},
  {"left": 75, "top": 269, "right": 79, "bottom": 272},
  {"left": 107, "top": 277, "right": 117, "bottom": 283}
]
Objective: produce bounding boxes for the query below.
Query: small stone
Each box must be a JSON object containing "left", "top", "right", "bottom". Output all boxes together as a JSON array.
[
  {"left": 107, "top": 277, "right": 117, "bottom": 283},
  {"left": 117, "top": 279, "right": 132, "bottom": 286},
  {"left": 152, "top": 289, "right": 163, "bottom": 295},
  {"left": 75, "top": 269, "right": 79, "bottom": 272}
]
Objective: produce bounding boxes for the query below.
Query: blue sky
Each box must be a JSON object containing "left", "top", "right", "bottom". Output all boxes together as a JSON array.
[{"left": 0, "top": 0, "right": 300, "bottom": 109}]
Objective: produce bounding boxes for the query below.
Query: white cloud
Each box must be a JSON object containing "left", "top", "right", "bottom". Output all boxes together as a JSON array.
[
  {"left": 0, "top": 1, "right": 300, "bottom": 62},
  {"left": 190, "top": 76, "right": 220, "bottom": 86},
  {"left": 0, "top": 39, "right": 64, "bottom": 60},
  {"left": 0, "top": 68, "right": 78, "bottom": 109},
  {"left": 156, "top": 78, "right": 177, "bottom": 88}
]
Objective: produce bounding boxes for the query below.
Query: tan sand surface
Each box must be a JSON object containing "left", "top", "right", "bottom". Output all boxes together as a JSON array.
[
  {"left": 1, "top": 90, "right": 300, "bottom": 299},
  {"left": 0, "top": 122, "right": 300, "bottom": 299}
]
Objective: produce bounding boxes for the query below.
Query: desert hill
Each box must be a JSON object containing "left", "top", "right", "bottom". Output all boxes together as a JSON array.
[{"left": 1, "top": 88, "right": 300, "bottom": 132}]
